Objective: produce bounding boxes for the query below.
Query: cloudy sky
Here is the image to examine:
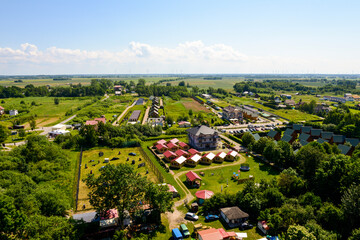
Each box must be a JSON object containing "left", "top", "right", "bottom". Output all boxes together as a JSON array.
[{"left": 1, "top": 0, "right": 359, "bottom": 75}]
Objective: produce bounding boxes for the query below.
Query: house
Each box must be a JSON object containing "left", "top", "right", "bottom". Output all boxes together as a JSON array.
[
  {"left": 167, "top": 184, "right": 179, "bottom": 198},
  {"left": 135, "top": 98, "right": 145, "bottom": 105},
  {"left": 114, "top": 85, "right": 122, "bottom": 95},
  {"left": 314, "top": 104, "right": 332, "bottom": 114},
  {"left": 175, "top": 149, "right": 190, "bottom": 158},
  {"left": 0, "top": 106, "right": 4, "bottom": 115},
  {"left": 292, "top": 124, "right": 303, "bottom": 133},
  {"left": 330, "top": 135, "right": 345, "bottom": 145},
  {"left": 154, "top": 139, "right": 167, "bottom": 146},
  {"left": 317, "top": 138, "right": 329, "bottom": 144},
  {"left": 222, "top": 105, "right": 243, "bottom": 122},
  {"left": 155, "top": 144, "right": 167, "bottom": 153},
  {"left": 198, "top": 228, "right": 237, "bottom": 240},
  {"left": 301, "top": 126, "right": 312, "bottom": 134},
  {"left": 250, "top": 132, "right": 261, "bottom": 141},
  {"left": 128, "top": 110, "right": 141, "bottom": 123},
  {"left": 225, "top": 150, "right": 238, "bottom": 162},
  {"left": 169, "top": 138, "right": 180, "bottom": 145},
  {"left": 72, "top": 211, "right": 97, "bottom": 223},
  {"left": 214, "top": 152, "right": 226, "bottom": 163},
  {"left": 345, "top": 138, "right": 360, "bottom": 147},
  {"left": 170, "top": 156, "right": 187, "bottom": 169},
  {"left": 163, "top": 150, "right": 177, "bottom": 162},
  {"left": 201, "top": 94, "right": 212, "bottom": 99},
  {"left": 281, "top": 134, "right": 296, "bottom": 144},
  {"left": 178, "top": 142, "right": 190, "bottom": 150},
  {"left": 185, "top": 171, "right": 202, "bottom": 187},
  {"left": 310, "top": 129, "right": 323, "bottom": 139},
  {"left": 283, "top": 128, "right": 297, "bottom": 138},
  {"left": 299, "top": 133, "right": 313, "bottom": 143},
  {"left": 352, "top": 94, "right": 360, "bottom": 101},
  {"left": 238, "top": 105, "right": 259, "bottom": 120},
  {"left": 195, "top": 190, "right": 214, "bottom": 205},
  {"left": 188, "top": 148, "right": 200, "bottom": 155},
  {"left": 201, "top": 152, "right": 216, "bottom": 165},
  {"left": 284, "top": 99, "right": 295, "bottom": 106},
  {"left": 187, "top": 125, "right": 220, "bottom": 150},
  {"left": 186, "top": 154, "right": 202, "bottom": 167},
  {"left": 147, "top": 118, "right": 163, "bottom": 127},
  {"left": 258, "top": 221, "right": 270, "bottom": 235},
  {"left": 220, "top": 206, "right": 249, "bottom": 228},
  {"left": 338, "top": 144, "right": 352, "bottom": 156},
  {"left": 178, "top": 121, "right": 191, "bottom": 128},
  {"left": 166, "top": 142, "right": 179, "bottom": 151},
  {"left": 267, "top": 130, "right": 281, "bottom": 141},
  {"left": 9, "top": 109, "right": 18, "bottom": 116},
  {"left": 274, "top": 97, "right": 281, "bottom": 104},
  {"left": 321, "top": 132, "right": 333, "bottom": 140},
  {"left": 48, "top": 129, "right": 70, "bottom": 138},
  {"left": 281, "top": 94, "right": 292, "bottom": 99}
]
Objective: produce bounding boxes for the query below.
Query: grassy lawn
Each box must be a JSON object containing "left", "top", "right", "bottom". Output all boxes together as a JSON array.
[
  {"left": 77, "top": 147, "right": 158, "bottom": 211},
  {"left": 4, "top": 130, "right": 42, "bottom": 143},
  {"left": 182, "top": 153, "right": 280, "bottom": 196},
  {"left": 0, "top": 96, "right": 95, "bottom": 128}
]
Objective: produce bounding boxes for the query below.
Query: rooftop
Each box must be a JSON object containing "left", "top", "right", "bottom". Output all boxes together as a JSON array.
[
  {"left": 187, "top": 125, "right": 217, "bottom": 136},
  {"left": 220, "top": 206, "right": 249, "bottom": 220}
]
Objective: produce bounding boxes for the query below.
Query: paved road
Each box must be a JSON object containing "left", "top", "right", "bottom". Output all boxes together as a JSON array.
[
  {"left": 142, "top": 106, "right": 150, "bottom": 125},
  {"left": 112, "top": 99, "right": 137, "bottom": 126}
]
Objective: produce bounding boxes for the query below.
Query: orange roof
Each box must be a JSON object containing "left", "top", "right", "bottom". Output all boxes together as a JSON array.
[
  {"left": 166, "top": 142, "right": 177, "bottom": 149},
  {"left": 175, "top": 149, "right": 187, "bottom": 157},
  {"left": 198, "top": 228, "right": 223, "bottom": 240},
  {"left": 94, "top": 117, "right": 106, "bottom": 124},
  {"left": 85, "top": 120, "right": 98, "bottom": 126}
]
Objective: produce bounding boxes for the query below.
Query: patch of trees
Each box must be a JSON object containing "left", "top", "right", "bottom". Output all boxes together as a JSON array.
[
  {"left": 203, "top": 77, "right": 222, "bottom": 80},
  {"left": 0, "top": 135, "right": 79, "bottom": 239},
  {"left": 233, "top": 81, "right": 313, "bottom": 94},
  {"left": 135, "top": 84, "right": 191, "bottom": 100}
]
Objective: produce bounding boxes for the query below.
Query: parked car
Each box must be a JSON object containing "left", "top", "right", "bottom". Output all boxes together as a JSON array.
[
  {"left": 172, "top": 228, "right": 183, "bottom": 240},
  {"left": 180, "top": 224, "right": 190, "bottom": 238},
  {"left": 240, "top": 222, "right": 253, "bottom": 230},
  {"left": 129, "top": 152, "right": 137, "bottom": 156},
  {"left": 205, "top": 214, "right": 219, "bottom": 222},
  {"left": 185, "top": 212, "right": 199, "bottom": 221}
]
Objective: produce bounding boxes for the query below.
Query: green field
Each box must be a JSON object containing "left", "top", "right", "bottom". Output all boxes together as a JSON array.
[
  {"left": 77, "top": 147, "right": 158, "bottom": 211},
  {"left": 0, "top": 96, "right": 95, "bottom": 128}
]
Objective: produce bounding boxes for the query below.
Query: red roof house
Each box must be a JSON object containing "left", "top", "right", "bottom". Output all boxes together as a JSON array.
[
  {"left": 188, "top": 148, "right": 199, "bottom": 155},
  {"left": 178, "top": 142, "right": 190, "bottom": 150},
  {"left": 155, "top": 144, "right": 168, "bottom": 153},
  {"left": 175, "top": 149, "right": 190, "bottom": 158},
  {"left": 166, "top": 142, "right": 179, "bottom": 151},
  {"left": 186, "top": 171, "right": 202, "bottom": 187},
  {"left": 163, "top": 150, "right": 177, "bottom": 162},
  {"left": 169, "top": 138, "right": 180, "bottom": 144},
  {"left": 153, "top": 139, "right": 167, "bottom": 146}
]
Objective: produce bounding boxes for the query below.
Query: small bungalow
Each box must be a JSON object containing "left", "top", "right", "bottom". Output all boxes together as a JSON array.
[
  {"left": 331, "top": 135, "right": 345, "bottom": 145},
  {"left": 300, "top": 139, "right": 310, "bottom": 146},
  {"left": 188, "top": 148, "right": 200, "bottom": 155},
  {"left": 155, "top": 144, "right": 168, "bottom": 154},
  {"left": 321, "top": 131, "right": 334, "bottom": 140},
  {"left": 250, "top": 132, "right": 261, "bottom": 141},
  {"left": 166, "top": 142, "right": 179, "bottom": 151},
  {"left": 338, "top": 144, "right": 352, "bottom": 156},
  {"left": 220, "top": 206, "right": 249, "bottom": 228},
  {"left": 301, "top": 126, "right": 312, "bottom": 134},
  {"left": 153, "top": 139, "right": 167, "bottom": 146},
  {"left": 292, "top": 124, "right": 303, "bottom": 133},
  {"left": 163, "top": 150, "right": 177, "bottom": 162},
  {"left": 185, "top": 171, "right": 202, "bottom": 187},
  {"left": 345, "top": 138, "right": 360, "bottom": 147},
  {"left": 225, "top": 150, "right": 238, "bottom": 162},
  {"left": 169, "top": 138, "right": 180, "bottom": 145},
  {"left": 317, "top": 138, "right": 329, "bottom": 144},
  {"left": 267, "top": 130, "right": 281, "bottom": 141},
  {"left": 195, "top": 190, "right": 214, "bottom": 205},
  {"left": 310, "top": 129, "right": 323, "bottom": 139},
  {"left": 175, "top": 149, "right": 190, "bottom": 158},
  {"left": 9, "top": 109, "right": 18, "bottom": 116},
  {"left": 178, "top": 142, "right": 190, "bottom": 150},
  {"left": 281, "top": 134, "right": 296, "bottom": 144},
  {"left": 284, "top": 99, "right": 295, "bottom": 106},
  {"left": 214, "top": 152, "right": 226, "bottom": 163},
  {"left": 167, "top": 184, "right": 179, "bottom": 198},
  {"left": 299, "top": 133, "right": 313, "bottom": 143},
  {"left": 283, "top": 128, "right": 297, "bottom": 138},
  {"left": 178, "top": 121, "right": 191, "bottom": 128},
  {"left": 186, "top": 154, "right": 202, "bottom": 167},
  {"left": 170, "top": 156, "right": 187, "bottom": 169},
  {"left": 198, "top": 228, "right": 237, "bottom": 240},
  {"left": 201, "top": 152, "right": 215, "bottom": 165}
]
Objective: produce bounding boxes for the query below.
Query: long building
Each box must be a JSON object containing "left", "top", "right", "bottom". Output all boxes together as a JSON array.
[{"left": 128, "top": 110, "right": 141, "bottom": 123}]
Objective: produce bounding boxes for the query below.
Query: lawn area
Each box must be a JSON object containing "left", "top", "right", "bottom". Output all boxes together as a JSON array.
[
  {"left": 182, "top": 153, "right": 280, "bottom": 196},
  {"left": 0, "top": 96, "right": 95, "bottom": 128},
  {"left": 77, "top": 147, "right": 158, "bottom": 211},
  {"left": 4, "top": 130, "right": 42, "bottom": 143}
]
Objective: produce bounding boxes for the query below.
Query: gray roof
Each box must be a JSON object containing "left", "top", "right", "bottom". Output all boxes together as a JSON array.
[
  {"left": 321, "top": 132, "right": 333, "bottom": 140},
  {"left": 186, "top": 125, "right": 217, "bottom": 136},
  {"left": 284, "top": 128, "right": 295, "bottom": 136},
  {"left": 281, "top": 134, "right": 293, "bottom": 143},
  {"left": 317, "top": 138, "right": 329, "bottom": 144},
  {"left": 332, "top": 135, "right": 345, "bottom": 144},
  {"left": 293, "top": 124, "right": 303, "bottom": 131},
  {"left": 220, "top": 206, "right": 249, "bottom": 220},
  {"left": 73, "top": 211, "right": 97, "bottom": 223},
  {"left": 345, "top": 138, "right": 360, "bottom": 147},
  {"left": 251, "top": 133, "right": 261, "bottom": 141},
  {"left": 311, "top": 129, "right": 322, "bottom": 137},
  {"left": 301, "top": 126, "right": 312, "bottom": 134},
  {"left": 338, "top": 144, "right": 351, "bottom": 155},
  {"left": 299, "top": 133, "right": 311, "bottom": 141},
  {"left": 267, "top": 130, "right": 279, "bottom": 138},
  {"left": 300, "top": 139, "right": 309, "bottom": 146},
  {"left": 129, "top": 110, "right": 141, "bottom": 121}
]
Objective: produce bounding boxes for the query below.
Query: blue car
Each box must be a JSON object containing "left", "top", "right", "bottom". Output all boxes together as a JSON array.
[{"left": 205, "top": 214, "right": 219, "bottom": 222}]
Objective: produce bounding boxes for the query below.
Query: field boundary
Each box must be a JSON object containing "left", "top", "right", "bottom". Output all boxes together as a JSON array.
[
  {"left": 138, "top": 146, "right": 164, "bottom": 183},
  {"left": 75, "top": 147, "right": 83, "bottom": 212}
]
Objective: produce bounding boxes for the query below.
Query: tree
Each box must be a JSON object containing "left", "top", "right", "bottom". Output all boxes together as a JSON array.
[
  {"left": 188, "top": 109, "right": 193, "bottom": 117},
  {"left": 85, "top": 164, "right": 156, "bottom": 228},
  {"left": 178, "top": 81, "right": 185, "bottom": 86},
  {"left": 241, "top": 132, "right": 255, "bottom": 148},
  {"left": 54, "top": 98, "right": 60, "bottom": 105},
  {"left": 349, "top": 228, "right": 360, "bottom": 240},
  {"left": 341, "top": 184, "right": 360, "bottom": 231},
  {"left": 0, "top": 194, "right": 26, "bottom": 238},
  {"left": 29, "top": 118, "right": 36, "bottom": 130},
  {"left": 286, "top": 225, "right": 316, "bottom": 240},
  {"left": 18, "top": 129, "right": 26, "bottom": 138},
  {"left": 0, "top": 124, "right": 9, "bottom": 143},
  {"left": 78, "top": 125, "right": 98, "bottom": 147}
]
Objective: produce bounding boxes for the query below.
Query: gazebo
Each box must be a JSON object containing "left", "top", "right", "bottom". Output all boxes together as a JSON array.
[
  {"left": 196, "top": 190, "right": 214, "bottom": 204},
  {"left": 185, "top": 171, "right": 202, "bottom": 188}
]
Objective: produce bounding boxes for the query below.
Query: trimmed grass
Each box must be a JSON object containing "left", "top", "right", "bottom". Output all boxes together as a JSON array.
[{"left": 77, "top": 147, "right": 157, "bottom": 211}]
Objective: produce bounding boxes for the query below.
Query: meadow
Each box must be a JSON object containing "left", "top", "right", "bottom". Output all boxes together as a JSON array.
[{"left": 77, "top": 147, "right": 157, "bottom": 211}]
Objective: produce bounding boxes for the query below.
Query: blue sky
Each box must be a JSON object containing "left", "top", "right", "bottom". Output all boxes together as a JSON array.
[{"left": 0, "top": 0, "right": 359, "bottom": 74}]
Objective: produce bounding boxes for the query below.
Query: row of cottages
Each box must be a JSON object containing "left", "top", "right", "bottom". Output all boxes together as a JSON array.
[
  {"left": 154, "top": 138, "right": 190, "bottom": 154},
  {"left": 149, "top": 97, "right": 160, "bottom": 118},
  {"left": 170, "top": 150, "right": 239, "bottom": 169}
]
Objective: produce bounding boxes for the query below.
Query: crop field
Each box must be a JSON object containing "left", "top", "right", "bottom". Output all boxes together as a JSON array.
[
  {"left": 164, "top": 97, "right": 211, "bottom": 118},
  {"left": 77, "top": 147, "right": 158, "bottom": 211},
  {"left": 159, "top": 77, "right": 244, "bottom": 90},
  {"left": 0, "top": 96, "right": 95, "bottom": 128}
]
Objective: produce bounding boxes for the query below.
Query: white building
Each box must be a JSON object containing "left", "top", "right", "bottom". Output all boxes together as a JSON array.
[{"left": 9, "top": 110, "right": 18, "bottom": 116}]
